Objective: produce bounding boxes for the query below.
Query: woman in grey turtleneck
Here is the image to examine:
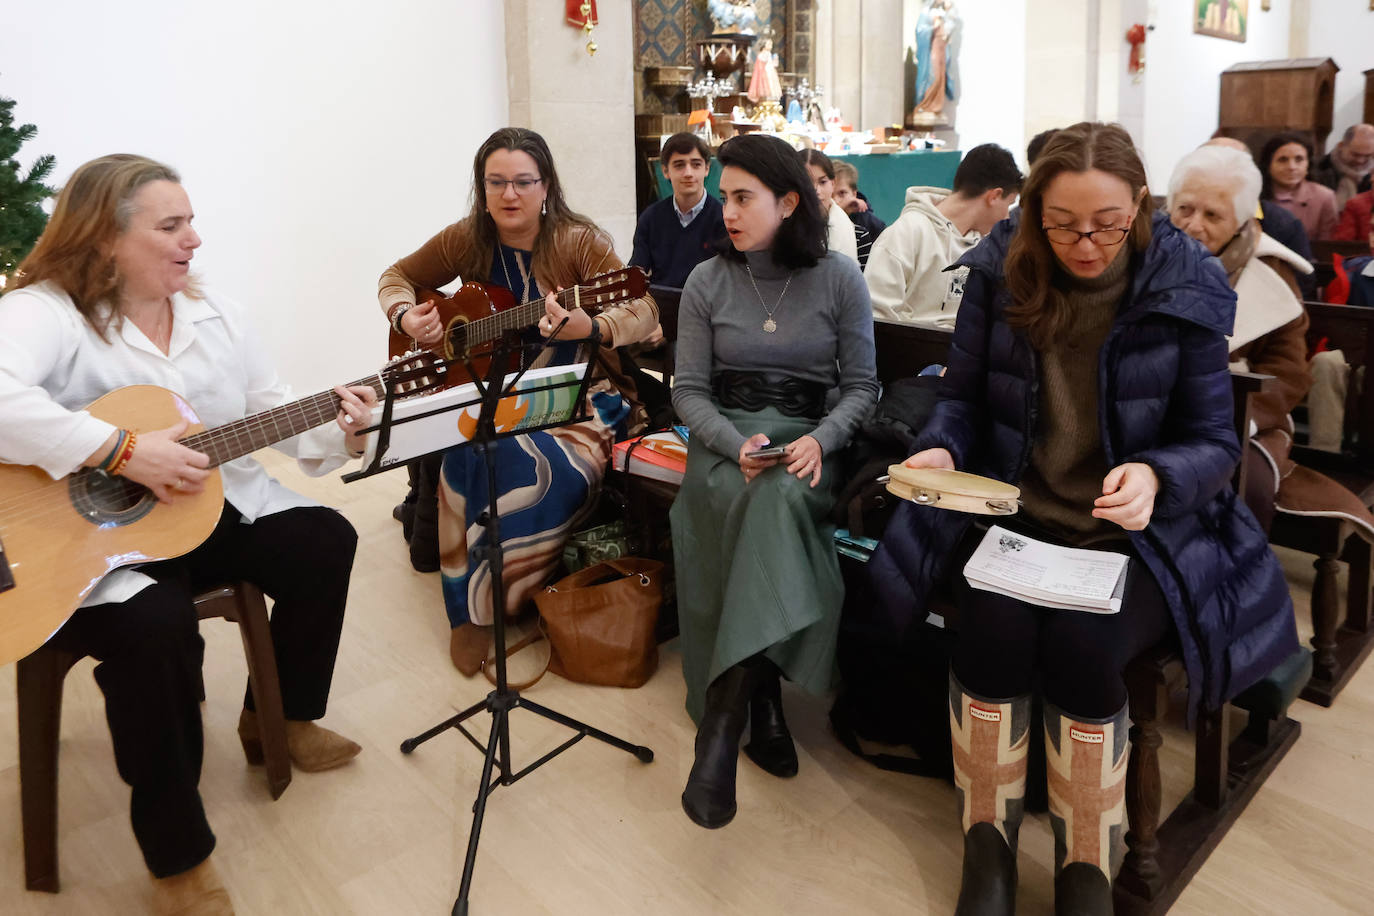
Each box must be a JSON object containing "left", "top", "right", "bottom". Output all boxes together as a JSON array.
[{"left": 670, "top": 134, "right": 878, "bottom": 830}]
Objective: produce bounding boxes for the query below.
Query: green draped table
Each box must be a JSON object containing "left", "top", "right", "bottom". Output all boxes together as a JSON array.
[{"left": 651, "top": 148, "right": 962, "bottom": 227}]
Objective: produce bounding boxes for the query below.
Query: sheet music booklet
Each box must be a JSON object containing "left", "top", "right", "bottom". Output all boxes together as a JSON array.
[
  {"left": 963, "top": 525, "right": 1129, "bottom": 614},
  {"left": 358, "top": 363, "right": 588, "bottom": 469}
]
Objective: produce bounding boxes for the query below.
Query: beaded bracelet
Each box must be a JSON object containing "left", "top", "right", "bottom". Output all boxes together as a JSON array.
[
  {"left": 108, "top": 432, "right": 138, "bottom": 476},
  {"left": 96, "top": 429, "right": 128, "bottom": 471},
  {"left": 389, "top": 303, "right": 412, "bottom": 336}
]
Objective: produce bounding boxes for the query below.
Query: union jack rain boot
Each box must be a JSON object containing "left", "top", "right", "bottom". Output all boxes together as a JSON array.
[
  {"left": 949, "top": 675, "right": 1030, "bottom": 916},
  {"left": 1043, "top": 701, "right": 1129, "bottom": 916}
]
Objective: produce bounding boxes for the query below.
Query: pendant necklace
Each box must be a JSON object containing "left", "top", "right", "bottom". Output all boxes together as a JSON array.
[{"left": 745, "top": 262, "right": 793, "bottom": 333}]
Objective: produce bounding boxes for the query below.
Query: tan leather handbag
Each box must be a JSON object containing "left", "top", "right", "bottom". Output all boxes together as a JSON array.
[{"left": 534, "top": 557, "right": 663, "bottom": 688}]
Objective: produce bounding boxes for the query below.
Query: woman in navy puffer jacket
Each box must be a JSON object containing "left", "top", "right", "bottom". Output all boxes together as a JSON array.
[{"left": 868, "top": 123, "right": 1298, "bottom": 916}]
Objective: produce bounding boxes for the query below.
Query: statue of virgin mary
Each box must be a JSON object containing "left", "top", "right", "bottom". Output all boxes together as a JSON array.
[{"left": 912, "top": 0, "right": 960, "bottom": 122}]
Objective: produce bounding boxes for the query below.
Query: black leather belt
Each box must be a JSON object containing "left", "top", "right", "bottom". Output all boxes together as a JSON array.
[{"left": 711, "top": 370, "right": 827, "bottom": 421}]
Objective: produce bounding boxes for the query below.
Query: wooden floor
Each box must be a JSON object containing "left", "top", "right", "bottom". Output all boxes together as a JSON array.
[{"left": 3, "top": 451, "right": 1372, "bottom": 915}]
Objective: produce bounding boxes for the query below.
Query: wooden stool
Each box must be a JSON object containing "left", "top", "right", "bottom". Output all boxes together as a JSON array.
[{"left": 17, "top": 581, "right": 290, "bottom": 893}]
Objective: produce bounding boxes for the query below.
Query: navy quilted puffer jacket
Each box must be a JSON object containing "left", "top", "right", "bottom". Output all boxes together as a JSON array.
[{"left": 868, "top": 211, "right": 1299, "bottom": 720}]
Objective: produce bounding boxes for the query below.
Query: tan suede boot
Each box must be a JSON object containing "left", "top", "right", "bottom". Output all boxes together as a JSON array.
[
  {"left": 238, "top": 709, "right": 361, "bottom": 773},
  {"left": 151, "top": 858, "right": 234, "bottom": 916},
  {"left": 449, "top": 622, "right": 493, "bottom": 677}
]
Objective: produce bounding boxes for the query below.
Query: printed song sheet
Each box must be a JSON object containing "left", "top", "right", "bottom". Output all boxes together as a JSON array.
[{"left": 963, "top": 525, "right": 1129, "bottom": 614}]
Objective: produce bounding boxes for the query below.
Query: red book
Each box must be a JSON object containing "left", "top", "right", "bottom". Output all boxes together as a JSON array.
[{"left": 613, "top": 432, "right": 687, "bottom": 485}]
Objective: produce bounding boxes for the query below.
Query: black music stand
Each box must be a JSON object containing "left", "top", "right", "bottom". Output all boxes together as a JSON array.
[{"left": 346, "top": 327, "right": 654, "bottom": 915}]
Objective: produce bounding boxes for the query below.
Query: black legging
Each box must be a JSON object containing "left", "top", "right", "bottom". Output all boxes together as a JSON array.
[
  {"left": 949, "top": 518, "right": 1173, "bottom": 719},
  {"left": 47, "top": 502, "right": 357, "bottom": 877}
]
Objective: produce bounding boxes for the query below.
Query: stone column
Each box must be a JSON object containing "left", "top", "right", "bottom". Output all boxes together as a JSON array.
[{"left": 505, "top": 0, "right": 637, "bottom": 256}]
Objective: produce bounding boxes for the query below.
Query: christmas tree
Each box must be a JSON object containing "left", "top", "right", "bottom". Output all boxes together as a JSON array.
[{"left": 0, "top": 83, "right": 56, "bottom": 288}]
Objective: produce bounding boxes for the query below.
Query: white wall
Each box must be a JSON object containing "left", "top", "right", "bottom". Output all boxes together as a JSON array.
[
  {"left": 505, "top": 0, "right": 637, "bottom": 259},
  {"left": 1298, "top": 0, "right": 1374, "bottom": 152},
  {"left": 0, "top": 1, "right": 508, "bottom": 392},
  {"left": 951, "top": 0, "right": 1028, "bottom": 161},
  {"left": 1140, "top": 0, "right": 1292, "bottom": 188},
  {"left": 1025, "top": 0, "right": 1096, "bottom": 163}
]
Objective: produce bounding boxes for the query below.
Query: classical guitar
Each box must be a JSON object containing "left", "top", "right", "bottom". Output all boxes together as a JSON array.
[
  {"left": 0, "top": 352, "right": 447, "bottom": 667},
  {"left": 386, "top": 266, "right": 649, "bottom": 380}
]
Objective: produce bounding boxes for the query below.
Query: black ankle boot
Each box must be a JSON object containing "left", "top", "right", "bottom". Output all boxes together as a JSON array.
[
  {"left": 743, "top": 666, "right": 798, "bottom": 778},
  {"left": 1055, "top": 862, "right": 1112, "bottom": 916},
  {"left": 954, "top": 822, "right": 1017, "bottom": 916},
  {"left": 682, "top": 664, "right": 756, "bottom": 829}
]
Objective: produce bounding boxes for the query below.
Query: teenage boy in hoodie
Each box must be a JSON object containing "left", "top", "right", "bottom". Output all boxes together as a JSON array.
[{"left": 865, "top": 143, "right": 1022, "bottom": 326}]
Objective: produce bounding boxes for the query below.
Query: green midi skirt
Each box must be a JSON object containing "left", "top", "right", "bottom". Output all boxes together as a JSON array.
[{"left": 670, "top": 406, "right": 844, "bottom": 723}]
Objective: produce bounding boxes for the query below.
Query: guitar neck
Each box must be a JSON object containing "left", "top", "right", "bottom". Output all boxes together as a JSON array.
[
  {"left": 178, "top": 373, "right": 385, "bottom": 468},
  {"left": 463, "top": 283, "right": 614, "bottom": 349}
]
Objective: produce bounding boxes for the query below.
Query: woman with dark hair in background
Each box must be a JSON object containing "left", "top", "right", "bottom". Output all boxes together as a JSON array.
[
  {"left": 671, "top": 134, "right": 877, "bottom": 829},
  {"left": 870, "top": 122, "right": 1298, "bottom": 915},
  {"left": 1259, "top": 131, "right": 1339, "bottom": 241},
  {"left": 377, "top": 127, "right": 658, "bottom": 675},
  {"left": 799, "top": 147, "right": 860, "bottom": 263}
]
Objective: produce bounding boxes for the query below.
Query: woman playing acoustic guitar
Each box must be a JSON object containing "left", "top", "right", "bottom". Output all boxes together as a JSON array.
[
  {"left": 0, "top": 154, "right": 376, "bottom": 914},
  {"left": 377, "top": 127, "right": 658, "bottom": 676}
]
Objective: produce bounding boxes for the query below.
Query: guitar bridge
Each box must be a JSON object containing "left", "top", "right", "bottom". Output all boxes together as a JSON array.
[{"left": 0, "top": 534, "right": 13, "bottom": 593}]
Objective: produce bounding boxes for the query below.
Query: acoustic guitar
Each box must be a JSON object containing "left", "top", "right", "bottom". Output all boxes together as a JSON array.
[
  {"left": 0, "top": 352, "right": 447, "bottom": 667},
  {"left": 386, "top": 267, "right": 649, "bottom": 381}
]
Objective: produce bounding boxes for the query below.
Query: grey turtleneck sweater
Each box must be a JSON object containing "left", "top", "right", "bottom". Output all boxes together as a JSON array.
[
  {"left": 1017, "top": 248, "right": 1132, "bottom": 543},
  {"left": 672, "top": 249, "right": 878, "bottom": 459}
]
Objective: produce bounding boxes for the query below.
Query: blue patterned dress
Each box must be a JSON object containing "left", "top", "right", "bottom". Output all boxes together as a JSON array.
[{"left": 437, "top": 245, "right": 630, "bottom": 627}]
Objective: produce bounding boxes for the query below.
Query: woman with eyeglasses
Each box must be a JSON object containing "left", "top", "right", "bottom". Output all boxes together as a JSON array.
[
  {"left": 377, "top": 127, "right": 658, "bottom": 674},
  {"left": 868, "top": 122, "right": 1297, "bottom": 916}
]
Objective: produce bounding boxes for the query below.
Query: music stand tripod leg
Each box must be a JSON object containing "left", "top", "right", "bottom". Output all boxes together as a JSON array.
[
  {"left": 452, "top": 704, "right": 507, "bottom": 916},
  {"left": 518, "top": 697, "right": 655, "bottom": 762}
]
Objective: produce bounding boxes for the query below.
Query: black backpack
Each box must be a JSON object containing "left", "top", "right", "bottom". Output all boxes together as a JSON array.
[
  {"left": 831, "top": 549, "right": 954, "bottom": 779},
  {"left": 831, "top": 375, "right": 943, "bottom": 539},
  {"left": 828, "top": 373, "right": 953, "bottom": 777}
]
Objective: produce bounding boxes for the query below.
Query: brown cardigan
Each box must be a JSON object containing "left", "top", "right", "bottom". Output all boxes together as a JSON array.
[
  {"left": 377, "top": 219, "right": 657, "bottom": 350},
  {"left": 378, "top": 219, "right": 658, "bottom": 431}
]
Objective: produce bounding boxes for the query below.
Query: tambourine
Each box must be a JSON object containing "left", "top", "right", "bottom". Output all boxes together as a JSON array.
[{"left": 884, "top": 465, "right": 1021, "bottom": 516}]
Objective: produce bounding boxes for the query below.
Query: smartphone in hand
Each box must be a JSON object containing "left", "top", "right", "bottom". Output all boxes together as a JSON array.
[{"left": 745, "top": 445, "right": 788, "bottom": 460}]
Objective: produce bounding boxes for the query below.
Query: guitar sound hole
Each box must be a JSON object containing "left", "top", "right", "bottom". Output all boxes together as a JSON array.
[{"left": 69, "top": 469, "right": 157, "bottom": 527}]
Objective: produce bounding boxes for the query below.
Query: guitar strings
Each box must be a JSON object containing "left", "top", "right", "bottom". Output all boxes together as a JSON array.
[
  {"left": 0, "top": 373, "right": 387, "bottom": 524},
  {"left": 412, "top": 277, "right": 637, "bottom": 351},
  {"left": 1, "top": 275, "right": 640, "bottom": 526}
]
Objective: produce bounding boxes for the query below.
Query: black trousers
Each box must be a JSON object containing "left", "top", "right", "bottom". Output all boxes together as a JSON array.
[
  {"left": 949, "top": 519, "right": 1173, "bottom": 720},
  {"left": 47, "top": 503, "right": 357, "bottom": 878}
]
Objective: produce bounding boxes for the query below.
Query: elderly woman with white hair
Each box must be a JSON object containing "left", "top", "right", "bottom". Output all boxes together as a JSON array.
[{"left": 1169, "top": 145, "right": 1374, "bottom": 540}]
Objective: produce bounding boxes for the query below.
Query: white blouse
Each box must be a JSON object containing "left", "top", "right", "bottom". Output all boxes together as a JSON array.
[
  {"left": 0, "top": 280, "right": 355, "bottom": 607},
  {"left": 826, "top": 201, "right": 860, "bottom": 264}
]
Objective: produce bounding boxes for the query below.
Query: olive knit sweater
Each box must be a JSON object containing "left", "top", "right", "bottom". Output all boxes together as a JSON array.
[{"left": 1017, "top": 249, "right": 1131, "bottom": 543}]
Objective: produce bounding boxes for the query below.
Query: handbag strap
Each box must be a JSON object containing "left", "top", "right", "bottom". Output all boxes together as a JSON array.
[
  {"left": 601, "top": 557, "right": 656, "bottom": 584},
  {"left": 480, "top": 623, "right": 551, "bottom": 690},
  {"left": 547, "top": 557, "right": 659, "bottom": 591}
]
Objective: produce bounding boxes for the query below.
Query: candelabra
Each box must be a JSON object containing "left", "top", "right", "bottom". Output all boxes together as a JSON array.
[
  {"left": 687, "top": 74, "right": 737, "bottom": 143},
  {"left": 788, "top": 77, "right": 825, "bottom": 128}
]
